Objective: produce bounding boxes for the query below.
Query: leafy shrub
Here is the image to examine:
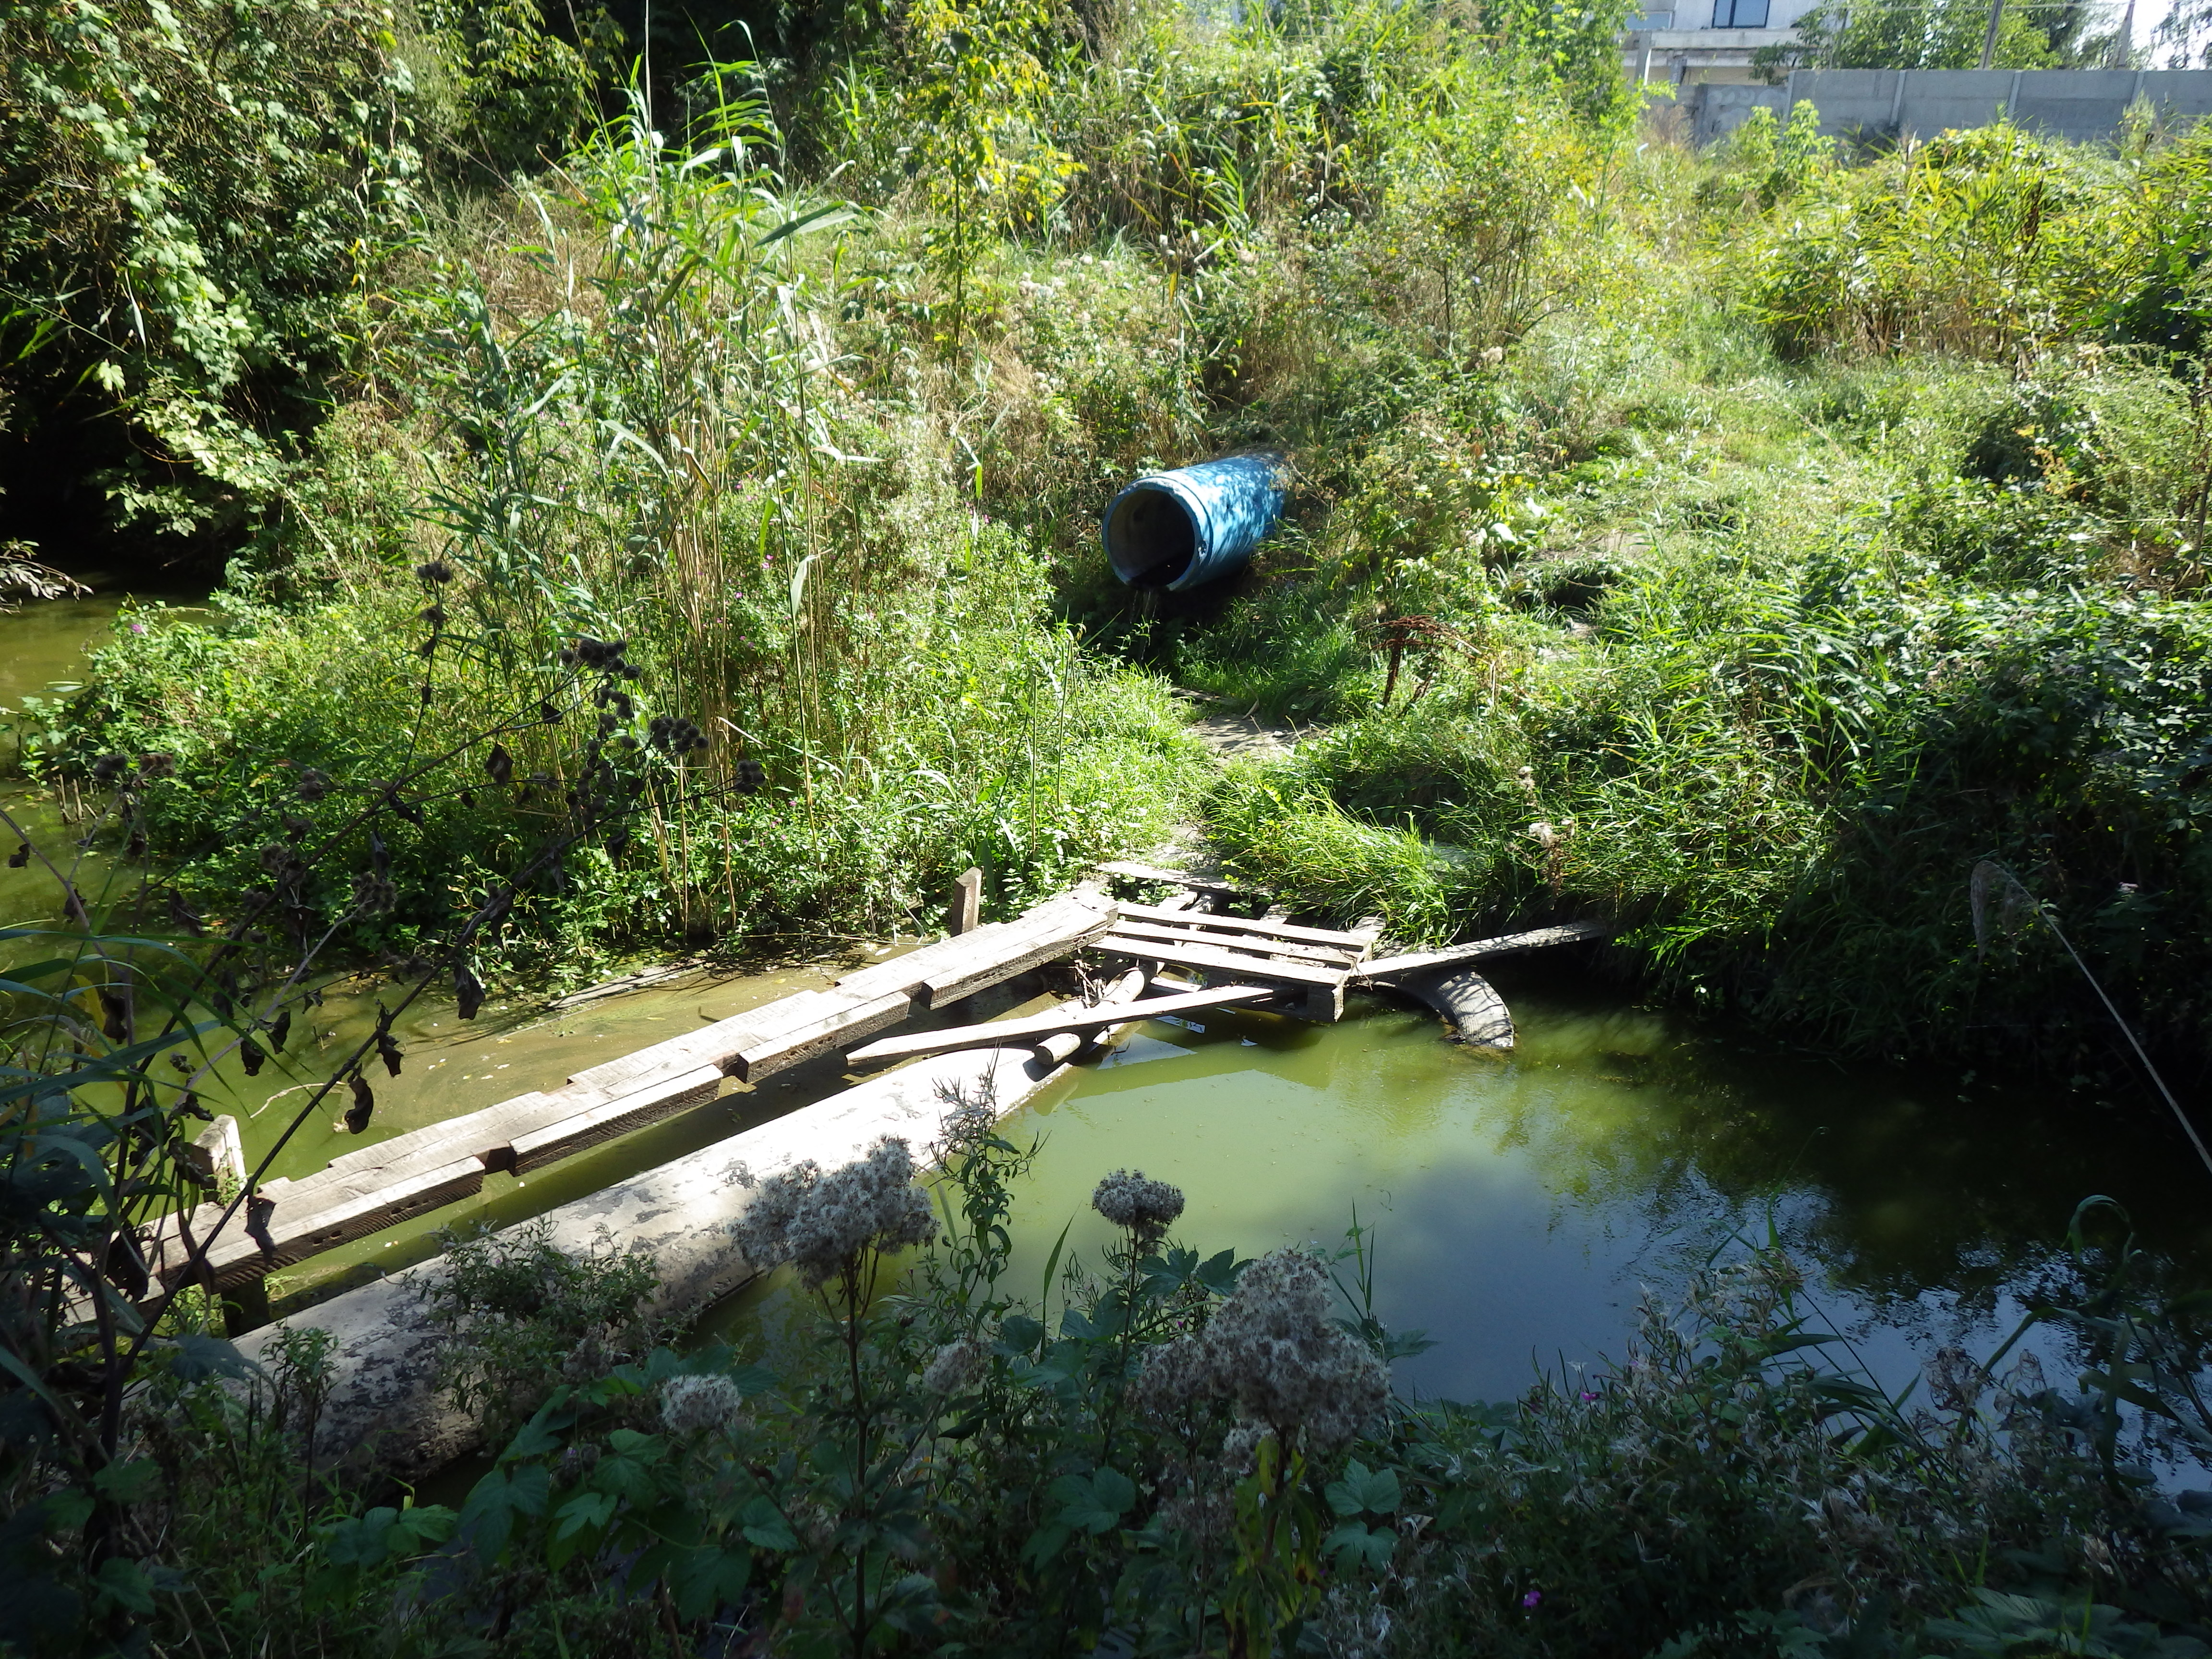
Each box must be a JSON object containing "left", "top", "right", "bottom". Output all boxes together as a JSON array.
[
  {"left": 0, "top": 0, "right": 420, "bottom": 547},
  {"left": 26, "top": 1132, "right": 2211, "bottom": 1656},
  {"left": 427, "top": 1220, "right": 664, "bottom": 1440}
]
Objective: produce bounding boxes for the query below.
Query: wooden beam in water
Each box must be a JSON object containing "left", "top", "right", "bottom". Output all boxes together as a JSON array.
[
  {"left": 846, "top": 985, "right": 1280, "bottom": 1066},
  {"left": 508, "top": 1063, "right": 727, "bottom": 1175},
  {"left": 1115, "top": 901, "right": 1377, "bottom": 952},
  {"left": 831, "top": 894, "right": 1114, "bottom": 1003},
  {"left": 1103, "top": 918, "right": 1365, "bottom": 967},
  {"left": 1354, "top": 921, "right": 1609, "bottom": 982},
  {"left": 1090, "top": 932, "right": 1346, "bottom": 990},
  {"left": 726, "top": 989, "right": 918, "bottom": 1082},
  {"left": 150, "top": 889, "right": 1122, "bottom": 1293}
]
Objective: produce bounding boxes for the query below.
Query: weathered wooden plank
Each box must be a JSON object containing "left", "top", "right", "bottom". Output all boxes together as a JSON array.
[
  {"left": 1354, "top": 922, "right": 1609, "bottom": 982},
  {"left": 831, "top": 896, "right": 1112, "bottom": 1001},
  {"left": 922, "top": 914, "right": 1119, "bottom": 1008},
  {"left": 728, "top": 989, "right": 917, "bottom": 1082},
  {"left": 171, "top": 1154, "right": 490, "bottom": 1291},
  {"left": 1116, "top": 901, "right": 1376, "bottom": 951},
  {"left": 1090, "top": 933, "right": 1345, "bottom": 989},
  {"left": 1096, "top": 861, "right": 1257, "bottom": 897},
  {"left": 846, "top": 986, "right": 1280, "bottom": 1066},
  {"left": 509, "top": 1063, "right": 726, "bottom": 1174},
  {"left": 151, "top": 890, "right": 1120, "bottom": 1295},
  {"left": 947, "top": 867, "right": 982, "bottom": 935},
  {"left": 228, "top": 967, "right": 1163, "bottom": 1481},
  {"left": 1103, "top": 918, "right": 1364, "bottom": 967},
  {"left": 551, "top": 964, "right": 692, "bottom": 1008},
  {"left": 563, "top": 1001, "right": 791, "bottom": 1095}
]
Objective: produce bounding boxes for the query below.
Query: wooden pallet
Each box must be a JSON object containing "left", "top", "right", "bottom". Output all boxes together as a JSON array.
[
  {"left": 1090, "top": 908, "right": 1375, "bottom": 1021},
  {"left": 1352, "top": 921, "right": 1608, "bottom": 982}
]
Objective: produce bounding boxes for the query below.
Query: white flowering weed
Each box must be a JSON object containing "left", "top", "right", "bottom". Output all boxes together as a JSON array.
[
  {"left": 921, "top": 1336, "right": 989, "bottom": 1395},
  {"left": 1091, "top": 1168, "right": 1186, "bottom": 1250},
  {"left": 1131, "top": 1248, "right": 1389, "bottom": 1453},
  {"left": 660, "top": 1372, "right": 748, "bottom": 1435},
  {"left": 730, "top": 1137, "right": 938, "bottom": 1288}
]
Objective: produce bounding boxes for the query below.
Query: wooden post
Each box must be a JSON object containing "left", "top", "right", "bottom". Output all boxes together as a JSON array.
[
  {"left": 181, "top": 1114, "right": 246, "bottom": 1194},
  {"left": 947, "top": 867, "right": 982, "bottom": 936}
]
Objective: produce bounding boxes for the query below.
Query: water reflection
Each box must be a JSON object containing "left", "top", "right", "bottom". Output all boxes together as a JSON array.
[{"left": 1004, "top": 963, "right": 2212, "bottom": 1405}]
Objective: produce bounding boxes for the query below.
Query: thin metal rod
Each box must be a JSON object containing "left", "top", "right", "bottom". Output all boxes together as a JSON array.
[{"left": 2043, "top": 914, "right": 2212, "bottom": 1181}]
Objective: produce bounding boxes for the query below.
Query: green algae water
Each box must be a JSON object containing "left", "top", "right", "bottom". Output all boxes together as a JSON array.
[
  {"left": 6, "top": 590, "right": 2212, "bottom": 1404},
  {"left": 997, "top": 970, "right": 2212, "bottom": 1405}
]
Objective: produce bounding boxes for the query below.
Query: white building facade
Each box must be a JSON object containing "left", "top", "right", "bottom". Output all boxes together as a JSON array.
[{"left": 1625, "top": 0, "right": 1823, "bottom": 85}]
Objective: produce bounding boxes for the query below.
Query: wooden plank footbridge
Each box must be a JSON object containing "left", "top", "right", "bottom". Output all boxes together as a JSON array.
[{"left": 152, "top": 872, "right": 1602, "bottom": 1296}]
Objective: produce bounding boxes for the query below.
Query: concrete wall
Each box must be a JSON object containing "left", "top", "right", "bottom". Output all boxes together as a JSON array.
[{"left": 1685, "top": 68, "right": 2212, "bottom": 146}]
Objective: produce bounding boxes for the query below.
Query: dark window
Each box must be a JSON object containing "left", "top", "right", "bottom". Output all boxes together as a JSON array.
[{"left": 1712, "top": 0, "right": 1769, "bottom": 24}]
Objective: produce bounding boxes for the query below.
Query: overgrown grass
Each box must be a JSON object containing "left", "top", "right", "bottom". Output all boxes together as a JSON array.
[{"left": 24, "top": 0, "right": 2212, "bottom": 1072}]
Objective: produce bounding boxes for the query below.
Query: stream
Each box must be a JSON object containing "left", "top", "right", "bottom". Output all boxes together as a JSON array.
[{"left": 5, "top": 588, "right": 2211, "bottom": 1414}]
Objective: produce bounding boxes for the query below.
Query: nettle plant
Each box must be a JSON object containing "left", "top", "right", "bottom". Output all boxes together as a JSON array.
[
  {"left": 402, "top": 1099, "right": 1421, "bottom": 1658},
  {"left": 0, "top": 573, "right": 728, "bottom": 1652}
]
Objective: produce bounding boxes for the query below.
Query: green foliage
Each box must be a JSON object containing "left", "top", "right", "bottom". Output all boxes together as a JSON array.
[
  {"left": 903, "top": 0, "right": 1076, "bottom": 347},
  {"left": 19, "top": 1135, "right": 2208, "bottom": 1656},
  {"left": 48, "top": 82, "right": 1209, "bottom": 963},
  {"left": 1755, "top": 0, "right": 2075, "bottom": 72},
  {"left": 426, "top": 1219, "right": 665, "bottom": 1440},
  {"left": 416, "top": 0, "right": 613, "bottom": 177},
  {"left": 0, "top": 0, "right": 421, "bottom": 544},
  {"left": 1703, "top": 101, "right": 1836, "bottom": 211},
  {"left": 0, "top": 624, "right": 672, "bottom": 1652},
  {"left": 1741, "top": 120, "right": 2212, "bottom": 366},
  {"left": 1474, "top": 0, "right": 1643, "bottom": 128},
  {"left": 1346, "top": 71, "right": 1602, "bottom": 360}
]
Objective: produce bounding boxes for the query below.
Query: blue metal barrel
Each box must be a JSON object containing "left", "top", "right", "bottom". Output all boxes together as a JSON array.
[{"left": 1101, "top": 452, "right": 1287, "bottom": 591}]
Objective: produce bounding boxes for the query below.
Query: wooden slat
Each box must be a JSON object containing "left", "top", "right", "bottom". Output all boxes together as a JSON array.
[
  {"left": 831, "top": 923, "right": 1024, "bottom": 1000},
  {"left": 920, "top": 911, "right": 1118, "bottom": 1008},
  {"left": 846, "top": 986, "right": 1280, "bottom": 1066},
  {"left": 1091, "top": 933, "right": 1346, "bottom": 989},
  {"left": 173, "top": 1154, "right": 490, "bottom": 1291},
  {"left": 1096, "top": 861, "right": 1253, "bottom": 897},
  {"left": 1354, "top": 922, "right": 1609, "bottom": 982},
  {"left": 563, "top": 1002, "right": 790, "bottom": 1095},
  {"left": 832, "top": 896, "right": 1114, "bottom": 1001},
  {"left": 729, "top": 989, "right": 917, "bottom": 1082},
  {"left": 510, "top": 1063, "right": 726, "bottom": 1174},
  {"left": 1117, "top": 901, "right": 1376, "bottom": 951},
  {"left": 1103, "top": 918, "right": 1364, "bottom": 967}
]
